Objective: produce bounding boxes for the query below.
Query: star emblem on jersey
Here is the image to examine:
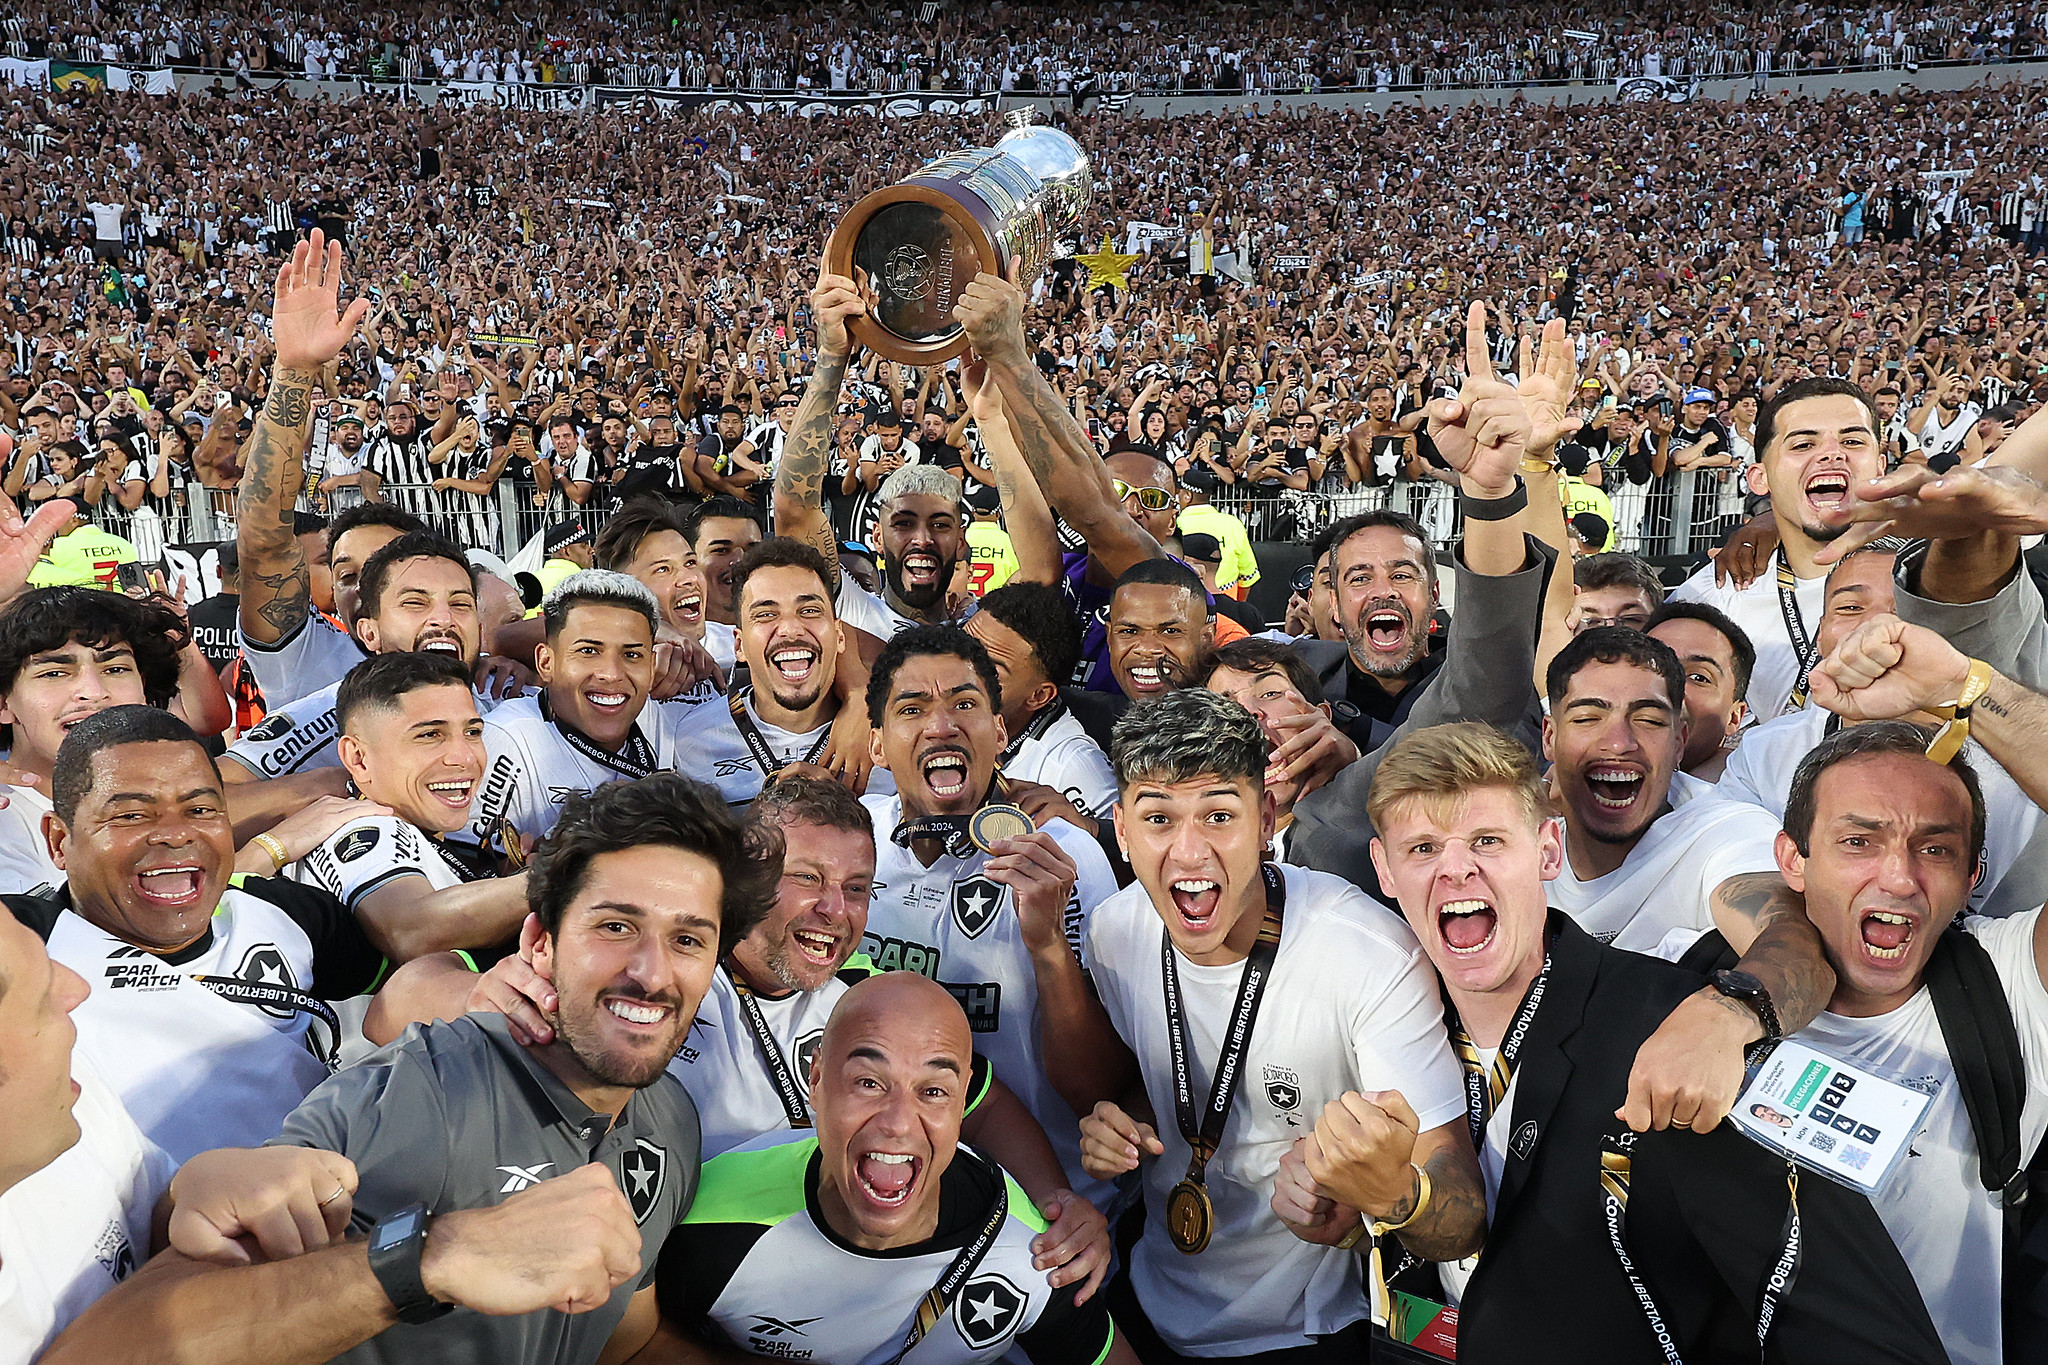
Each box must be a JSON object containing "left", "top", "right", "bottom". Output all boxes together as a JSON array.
[
  {"left": 795, "top": 1030, "right": 824, "bottom": 1097},
  {"left": 496, "top": 1162, "right": 554, "bottom": 1193},
  {"left": 234, "top": 944, "right": 297, "bottom": 1019},
  {"left": 1263, "top": 1065, "right": 1302, "bottom": 1113},
  {"left": 955, "top": 1273, "right": 1024, "bottom": 1349},
  {"left": 951, "top": 875, "right": 1004, "bottom": 939},
  {"left": 621, "top": 1139, "right": 667, "bottom": 1224}
]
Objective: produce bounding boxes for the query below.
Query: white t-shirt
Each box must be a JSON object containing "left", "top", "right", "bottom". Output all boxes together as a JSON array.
[
  {"left": 0, "top": 1060, "right": 172, "bottom": 1365},
  {"left": 1082, "top": 864, "right": 1465, "bottom": 1356},
  {"left": 1918, "top": 400, "right": 1984, "bottom": 463},
  {"left": 669, "top": 963, "right": 855, "bottom": 1158},
  {"left": 1789, "top": 910, "right": 2048, "bottom": 1365},
  {"left": 1712, "top": 708, "right": 2046, "bottom": 918},
  {"left": 836, "top": 568, "right": 919, "bottom": 643},
  {"left": 1548, "top": 770, "right": 1782, "bottom": 952},
  {"left": 0, "top": 781, "right": 59, "bottom": 897},
  {"left": 1670, "top": 554, "right": 1827, "bottom": 722},
  {"left": 1002, "top": 706, "right": 1117, "bottom": 819},
  {"left": 240, "top": 608, "right": 367, "bottom": 712},
  {"left": 862, "top": 792, "right": 1118, "bottom": 1206},
  {"left": 704, "top": 692, "right": 895, "bottom": 807},
  {"left": 703, "top": 619, "right": 737, "bottom": 673}
]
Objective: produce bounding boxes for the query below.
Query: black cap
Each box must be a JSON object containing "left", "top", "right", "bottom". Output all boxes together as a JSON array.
[
  {"left": 1181, "top": 532, "right": 1223, "bottom": 563},
  {"left": 544, "top": 520, "right": 592, "bottom": 556},
  {"left": 1569, "top": 512, "right": 1610, "bottom": 546}
]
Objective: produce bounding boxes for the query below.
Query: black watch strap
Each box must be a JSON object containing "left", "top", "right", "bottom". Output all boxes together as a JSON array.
[
  {"left": 368, "top": 1203, "right": 453, "bottom": 1325},
  {"left": 1711, "top": 968, "right": 1782, "bottom": 1042}
]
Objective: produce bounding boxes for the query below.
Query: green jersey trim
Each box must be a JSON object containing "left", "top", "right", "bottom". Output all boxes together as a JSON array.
[{"left": 685, "top": 1136, "right": 817, "bottom": 1227}]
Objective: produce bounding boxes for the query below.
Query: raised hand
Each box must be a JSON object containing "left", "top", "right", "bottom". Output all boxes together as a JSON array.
[
  {"left": 1811, "top": 463, "right": 2048, "bottom": 565},
  {"left": 1516, "top": 316, "right": 1585, "bottom": 461},
  {"left": 1425, "top": 302, "right": 1530, "bottom": 496},
  {"left": 1808, "top": 614, "right": 1972, "bottom": 721},
  {"left": 809, "top": 248, "right": 867, "bottom": 361},
  {"left": 0, "top": 488, "right": 77, "bottom": 609},
  {"left": 954, "top": 255, "right": 1030, "bottom": 367},
  {"left": 271, "top": 229, "right": 371, "bottom": 374}
]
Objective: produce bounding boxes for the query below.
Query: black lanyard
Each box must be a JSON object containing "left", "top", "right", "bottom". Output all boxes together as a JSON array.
[
  {"left": 996, "top": 699, "right": 1066, "bottom": 768},
  {"left": 1598, "top": 1132, "right": 1802, "bottom": 1363},
  {"left": 1162, "top": 864, "right": 1286, "bottom": 1185},
  {"left": 194, "top": 974, "right": 343, "bottom": 1071},
  {"left": 542, "top": 694, "right": 656, "bottom": 779},
  {"left": 1445, "top": 950, "right": 1552, "bottom": 1150},
  {"left": 891, "top": 776, "right": 1016, "bottom": 859},
  {"left": 728, "top": 686, "right": 830, "bottom": 779},
  {"left": 884, "top": 1145, "right": 1008, "bottom": 1365},
  {"left": 1775, "top": 551, "right": 1818, "bottom": 710},
  {"left": 726, "top": 965, "right": 812, "bottom": 1129}
]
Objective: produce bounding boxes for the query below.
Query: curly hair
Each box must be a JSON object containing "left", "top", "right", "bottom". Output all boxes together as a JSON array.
[{"left": 0, "top": 587, "right": 187, "bottom": 708}]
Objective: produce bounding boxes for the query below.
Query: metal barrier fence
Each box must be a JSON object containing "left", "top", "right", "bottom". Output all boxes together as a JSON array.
[{"left": 96, "top": 469, "right": 1742, "bottom": 566}]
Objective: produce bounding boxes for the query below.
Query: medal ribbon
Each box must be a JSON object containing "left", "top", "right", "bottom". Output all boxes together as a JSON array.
[
  {"left": 729, "top": 686, "right": 830, "bottom": 779},
  {"left": 1775, "top": 551, "right": 1819, "bottom": 711},
  {"left": 1445, "top": 950, "right": 1552, "bottom": 1149},
  {"left": 996, "top": 698, "right": 1067, "bottom": 767},
  {"left": 1162, "top": 864, "right": 1288, "bottom": 1189},
  {"left": 725, "top": 965, "right": 813, "bottom": 1129},
  {"left": 884, "top": 1145, "right": 1008, "bottom": 1365},
  {"left": 890, "top": 776, "right": 1018, "bottom": 859},
  {"left": 541, "top": 693, "right": 658, "bottom": 780}
]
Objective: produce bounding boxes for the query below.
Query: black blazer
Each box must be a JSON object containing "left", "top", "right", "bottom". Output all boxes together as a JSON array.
[{"left": 1457, "top": 915, "right": 1950, "bottom": 1365}]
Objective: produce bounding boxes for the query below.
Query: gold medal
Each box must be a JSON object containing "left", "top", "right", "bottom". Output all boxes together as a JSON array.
[
  {"left": 968, "top": 803, "right": 1036, "bottom": 853},
  {"left": 1166, "top": 1179, "right": 1215, "bottom": 1254}
]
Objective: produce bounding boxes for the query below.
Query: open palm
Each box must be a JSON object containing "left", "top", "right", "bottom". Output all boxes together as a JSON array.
[
  {"left": 271, "top": 229, "right": 371, "bottom": 372},
  {"left": 0, "top": 491, "right": 76, "bottom": 608},
  {"left": 1516, "top": 317, "right": 1584, "bottom": 460}
]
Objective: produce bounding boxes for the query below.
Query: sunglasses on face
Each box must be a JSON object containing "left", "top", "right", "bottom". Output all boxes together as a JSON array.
[{"left": 1113, "top": 479, "right": 1174, "bottom": 511}]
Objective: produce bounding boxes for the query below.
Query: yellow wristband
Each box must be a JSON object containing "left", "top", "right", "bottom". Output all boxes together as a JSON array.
[
  {"left": 1926, "top": 659, "right": 1993, "bottom": 765},
  {"left": 250, "top": 833, "right": 289, "bottom": 875},
  {"left": 1335, "top": 1220, "right": 1369, "bottom": 1251},
  {"left": 1371, "top": 1163, "right": 1433, "bottom": 1236}
]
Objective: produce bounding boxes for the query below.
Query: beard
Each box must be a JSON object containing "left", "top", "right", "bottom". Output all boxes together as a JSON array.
[
  {"left": 1799, "top": 519, "right": 1849, "bottom": 544},
  {"left": 885, "top": 553, "right": 954, "bottom": 614},
  {"left": 1343, "top": 600, "right": 1427, "bottom": 678},
  {"left": 552, "top": 989, "right": 692, "bottom": 1089}
]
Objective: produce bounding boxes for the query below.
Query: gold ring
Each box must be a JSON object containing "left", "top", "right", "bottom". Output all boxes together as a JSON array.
[{"left": 318, "top": 1183, "right": 348, "bottom": 1207}]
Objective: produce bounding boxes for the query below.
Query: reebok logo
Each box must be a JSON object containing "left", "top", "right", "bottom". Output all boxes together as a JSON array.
[
  {"left": 748, "top": 1317, "right": 820, "bottom": 1339},
  {"left": 496, "top": 1162, "right": 555, "bottom": 1192}
]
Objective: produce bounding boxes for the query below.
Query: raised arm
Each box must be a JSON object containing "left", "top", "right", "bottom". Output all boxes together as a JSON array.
[
  {"left": 965, "top": 357, "right": 1062, "bottom": 585},
  {"left": 955, "top": 262, "right": 1161, "bottom": 578},
  {"left": 772, "top": 260, "right": 862, "bottom": 576},
  {"left": 237, "top": 230, "right": 369, "bottom": 647}
]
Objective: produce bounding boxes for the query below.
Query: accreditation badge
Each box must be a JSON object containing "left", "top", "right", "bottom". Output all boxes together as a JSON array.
[{"left": 1729, "top": 1039, "right": 1938, "bottom": 1196}]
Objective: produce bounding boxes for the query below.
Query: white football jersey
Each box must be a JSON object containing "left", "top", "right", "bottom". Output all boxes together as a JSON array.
[
  {"left": 28, "top": 877, "right": 388, "bottom": 1162},
  {"left": 1082, "top": 863, "right": 1465, "bottom": 1356},
  {"left": 694, "top": 692, "right": 898, "bottom": 809},
  {"left": 1001, "top": 704, "right": 1117, "bottom": 818},
  {"left": 862, "top": 792, "right": 1118, "bottom": 1205},
  {"left": 458, "top": 692, "right": 733, "bottom": 849},
  {"left": 225, "top": 680, "right": 509, "bottom": 780},
  {"left": 240, "top": 608, "right": 366, "bottom": 711},
  {"left": 0, "top": 1058, "right": 172, "bottom": 1365},
  {"left": 1547, "top": 770, "right": 1781, "bottom": 952},
  {"left": 0, "top": 780, "right": 59, "bottom": 897}
]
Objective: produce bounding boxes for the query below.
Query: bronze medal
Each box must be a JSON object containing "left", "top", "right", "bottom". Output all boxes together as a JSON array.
[
  {"left": 1166, "top": 1179, "right": 1215, "bottom": 1254},
  {"left": 968, "top": 803, "right": 1036, "bottom": 853}
]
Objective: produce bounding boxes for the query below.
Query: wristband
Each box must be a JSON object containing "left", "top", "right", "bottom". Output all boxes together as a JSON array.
[
  {"left": 1926, "top": 657, "right": 1993, "bottom": 765},
  {"left": 251, "top": 832, "right": 289, "bottom": 874},
  {"left": 1335, "top": 1220, "right": 1369, "bottom": 1251},
  {"left": 1371, "top": 1162, "right": 1433, "bottom": 1235},
  {"left": 1459, "top": 476, "right": 1527, "bottom": 521}
]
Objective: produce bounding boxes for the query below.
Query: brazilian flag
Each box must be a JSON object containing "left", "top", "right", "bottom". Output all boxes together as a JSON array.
[{"left": 51, "top": 60, "right": 108, "bottom": 92}]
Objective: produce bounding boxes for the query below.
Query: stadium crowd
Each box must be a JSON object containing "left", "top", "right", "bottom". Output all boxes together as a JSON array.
[
  {"left": 3, "top": 51, "right": 2048, "bottom": 1365},
  {"left": 4, "top": 0, "right": 2048, "bottom": 91}
]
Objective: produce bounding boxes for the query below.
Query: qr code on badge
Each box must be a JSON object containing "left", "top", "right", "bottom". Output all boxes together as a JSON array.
[
  {"left": 1808, "top": 1132, "right": 1837, "bottom": 1154},
  {"left": 1843, "top": 1147, "right": 1871, "bottom": 1171}
]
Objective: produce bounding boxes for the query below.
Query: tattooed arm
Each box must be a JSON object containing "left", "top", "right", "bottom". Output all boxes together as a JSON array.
[
  {"left": 954, "top": 265, "right": 1161, "bottom": 579},
  {"left": 237, "top": 230, "right": 370, "bottom": 648},
  {"left": 1291, "top": 1099, "right": 1487, "bottom": 1263},
  {"left": 1618, "top": 872, "right": 1836, "bottom": 1134},
  {"left": 963, "top": 356, "right": 1062, "bottom": 586},
  {"left": 772, "top": 264, "right": 862, "bottom": 576}
]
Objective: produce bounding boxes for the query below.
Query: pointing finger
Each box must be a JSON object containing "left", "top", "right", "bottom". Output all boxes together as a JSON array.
[{"left": 1464, "top": 301, "right": 1494, "bottom": 383}]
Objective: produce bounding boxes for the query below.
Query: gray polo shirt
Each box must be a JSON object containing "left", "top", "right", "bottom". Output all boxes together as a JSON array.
[{"left": 269, "top": 1011, "right": 701, "bottom": 1365}]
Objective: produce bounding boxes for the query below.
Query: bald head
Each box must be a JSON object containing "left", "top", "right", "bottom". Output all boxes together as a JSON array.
[{"left": 809, "top": 973, "right": 974, "bottom": 1250}]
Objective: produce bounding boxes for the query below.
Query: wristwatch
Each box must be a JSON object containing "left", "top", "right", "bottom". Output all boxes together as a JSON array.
[
  {"left": 368, "top": 1203, "right": 453, "bottom": 1325},
  {"left": 1709, "top": 969, "right": 1782, "bottom": 1043}
]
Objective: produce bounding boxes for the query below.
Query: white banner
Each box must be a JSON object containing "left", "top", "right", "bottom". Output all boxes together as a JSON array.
[
  {"left": 1616, "top": 74, "right": 1696, "bottom": 103},
  {"left": 441, "top": 80, "right": 593, "bottom": 112},
  {"left": 1271, "top": 254, "right": 1314, "bottom": 271},
  {"left": 106, "top": 67, "right": 177, "bottom": 95},
  {"left": 0, "top": 58, "right": 49, "bottom": 89},
  {"left": 1124, "top": 221, "right": 1181, "bottom": 254}
]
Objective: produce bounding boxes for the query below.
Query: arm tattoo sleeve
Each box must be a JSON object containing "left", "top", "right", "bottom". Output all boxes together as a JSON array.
[
  {"left": 235, "top": 367, "right": 321, "bottom": 644},
  {"left": 775, "top": 351, "right": 850, "bottom": 573}
]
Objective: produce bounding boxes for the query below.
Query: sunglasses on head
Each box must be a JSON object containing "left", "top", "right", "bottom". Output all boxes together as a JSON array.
[{"left": 1113, "top": 479, "right": 1174, "bottom": 512}]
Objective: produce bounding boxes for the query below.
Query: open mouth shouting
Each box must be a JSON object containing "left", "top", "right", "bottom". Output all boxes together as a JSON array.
[
  {"left": 1859, "top": 908, "right": 1916, "bottom": 964},
  {"left": 919, "top": 747, "right": 972, "bottom": 802},
  {"left": 769, "top": 644, "right": 819, "bottom": 687},
  {"left": 1124, "top": 658, "right": 1176, "bottom": 698},
  {"left": 1803, "top": 469, "right": 1852, "bottom": 518},
  {"left": 1362, "top": 606, "right": 1411, "bottom": 653},
  {"left": 854, "top": 1150, "right": 923, "bottom": 1210},
  {"left": 789, "top": 922, "right": 844, "bottom": 968},
  {"left": 414, "top": 630, "right": 465, "bottom": 658},
  {"left": 1583, "top": 762, "right": 1646, "bottom": 811},
  {"left": 900, "top": 551, "right": 943, "bottom": 589},
  {"left": 1436, "top": 898, "right": 1499, "bottom": 956},
  {"left": 134, "top": 861, "right": 207, "bottom": 910},
  {"left": 670, "top": 589, "right": 704, "bottom": 629},
  {"left": 1169, "top": 878, "right": 1223, "bottom": 933}
]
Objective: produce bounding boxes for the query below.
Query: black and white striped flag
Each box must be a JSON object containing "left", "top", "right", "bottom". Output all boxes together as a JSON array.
[
  {"left": 1097, "top": 91, "right": 1131, "bottom": 112},
  {"left": 919, "top": 2, "right": 940, "bottom": 22}
]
